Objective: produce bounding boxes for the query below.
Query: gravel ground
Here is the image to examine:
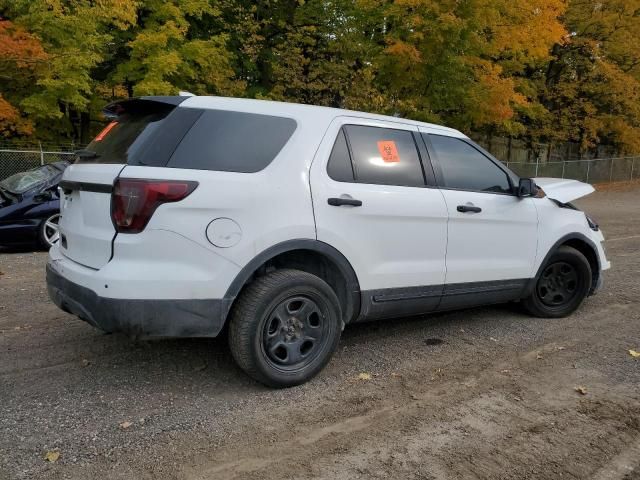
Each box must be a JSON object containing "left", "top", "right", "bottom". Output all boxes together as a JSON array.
[{"left": 1, "top": 186, "right": 639, "bottom": 480}]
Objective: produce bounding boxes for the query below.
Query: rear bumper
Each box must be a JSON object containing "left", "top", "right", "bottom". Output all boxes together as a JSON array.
[{"left": 46, "top": 264, "right": 227, "bottom": 338}]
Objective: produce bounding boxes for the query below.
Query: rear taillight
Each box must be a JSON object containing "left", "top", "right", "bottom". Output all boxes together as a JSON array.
[{"left": 111, "top": 179, "right": 198, "bottom": 233}]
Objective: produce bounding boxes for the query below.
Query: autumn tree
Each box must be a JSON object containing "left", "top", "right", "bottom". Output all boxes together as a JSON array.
[
  {"left": 0, "top": 0, "right": 138, "bottom": 142},
  {"left": 113, "top": 0, "right": 241, "bottom": 97},
  {"left": 541, "top": 0, "right": 640, "bottom": 153},
  {"left": 372, "top": 0, "right": 567, "bottom": 135},
  {"left": 262, "top": 0, "right": 384, "bottom": 109},
  {"left": 0, "top": 0, "right": 639, "bottom": 154},
  {"left": 0, "top": 19, "right": 47, "bottom": 137}
]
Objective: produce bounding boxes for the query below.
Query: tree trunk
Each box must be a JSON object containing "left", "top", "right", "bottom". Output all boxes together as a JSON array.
[{"left": 80, "top": 111, "right": 91, "bottom": 145}]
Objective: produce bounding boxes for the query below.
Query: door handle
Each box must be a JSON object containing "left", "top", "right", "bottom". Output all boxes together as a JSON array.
[
  {"left": 457, "top": 205, "right": 482, "bottom": 213},
  {"left": 328, "top": 197, "right": 363, "bottom": 207}
]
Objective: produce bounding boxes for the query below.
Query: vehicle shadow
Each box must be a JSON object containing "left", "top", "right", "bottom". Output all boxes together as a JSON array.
[
  {"left": 0, "top": 245, "right": 45, "bottom": 254},
  {"left": 60, "top": 302, "right": 526, "bottom": 394}
]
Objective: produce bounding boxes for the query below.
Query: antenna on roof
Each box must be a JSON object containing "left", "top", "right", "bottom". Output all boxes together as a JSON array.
[{"left": 178, "top": 91, "right": 195, "bottom": 97}]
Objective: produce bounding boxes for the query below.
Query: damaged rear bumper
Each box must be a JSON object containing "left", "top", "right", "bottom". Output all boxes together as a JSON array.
[{"left": 46, "top": 264, "right": 226, "bottom": 338}]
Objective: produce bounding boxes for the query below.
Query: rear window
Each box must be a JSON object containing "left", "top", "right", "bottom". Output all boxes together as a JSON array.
[
  {"left": 77, "top": 101, "right": 174, "bottom": 165},
  {"left": 166, "top": 110, "right": 297, "bottom": 173},
  {"left": 76, "top": 100, "right": 201, "bottom": 167}
]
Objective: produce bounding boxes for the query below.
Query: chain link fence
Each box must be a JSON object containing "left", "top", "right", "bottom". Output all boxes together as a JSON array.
[
  {"left": 504, "top": 157, "right": 640, "bottom": 183},
  {"left": 0, "top": 149, "right": 77, "bottom": 180},
  {"left": 0, "top": 145, "right": 639, "bottom": 184},
  {"left": 0, "top": 142, "right": 81, "bottom": 181}
]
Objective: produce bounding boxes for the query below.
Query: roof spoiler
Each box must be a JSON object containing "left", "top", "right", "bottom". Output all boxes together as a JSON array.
[{"left": 102, "top": 96, "right": 190, "bottom": 119}]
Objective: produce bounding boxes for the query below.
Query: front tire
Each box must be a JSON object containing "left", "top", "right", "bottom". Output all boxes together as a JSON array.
[
  {"left": 522, "top": 246, "right": 592, "bottom": 318},
  {"left": 228, "top": 269, "right": 342, "bottom": 388}
]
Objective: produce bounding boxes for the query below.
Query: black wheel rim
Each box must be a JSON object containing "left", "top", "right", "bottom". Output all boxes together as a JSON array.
[
  {"left": 261, "top": 295, "right": 329, "bottom": 372},
  {"left": 537, "top": 261, "right": 579, "bottom": 307}
]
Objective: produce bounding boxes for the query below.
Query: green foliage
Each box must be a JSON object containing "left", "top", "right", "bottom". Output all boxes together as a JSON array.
[
  {"left": 114, "top": 0, "right": 240, "bottom": 96},
  {"left": 541, "top": 0, "right": 640, "bottom": 153},
  {"left": 0, "top": 0, "right": 639, "bottom": 153}
]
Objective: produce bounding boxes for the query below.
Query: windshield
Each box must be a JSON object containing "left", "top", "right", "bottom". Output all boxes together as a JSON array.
[{"left": 0, "top": 164, "right": 60, "bottom": 194}]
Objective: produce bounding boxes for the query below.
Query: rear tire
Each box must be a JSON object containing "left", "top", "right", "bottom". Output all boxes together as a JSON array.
[
  {"left": 38, "top": 213, "right": 60, "bottom": 249},
  {"left": 522, "top": 246, "right": 592, "bottom": 318},
  {"left": 228, "top": 269, "right": 342, "bottom": 388}
]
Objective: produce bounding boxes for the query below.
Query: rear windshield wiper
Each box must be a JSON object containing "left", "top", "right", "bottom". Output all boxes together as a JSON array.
[{"left": 75, "top": 149, "right": 101, "bottom": 160}]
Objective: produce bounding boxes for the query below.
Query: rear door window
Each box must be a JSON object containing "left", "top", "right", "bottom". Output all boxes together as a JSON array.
[
  {"left": 343, "top": 125, "right": 425, "bottom": 187},
  {"left": 167, "top": 110, "right": 297, "bottom": 173}
]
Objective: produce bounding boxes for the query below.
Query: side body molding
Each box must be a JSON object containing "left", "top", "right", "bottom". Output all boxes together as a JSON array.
[{"left": 220, "top": 234, "right": 602, "bottom": 329}]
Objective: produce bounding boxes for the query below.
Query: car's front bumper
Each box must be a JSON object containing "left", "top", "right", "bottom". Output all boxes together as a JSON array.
[
  {"left": 46, "top": 263, "right": 227, "bottom": 338},
  {"left": 590, "top": 228, "right": 609, "bottom": 296},
  {"left": 0, "top": 219, "right": 39, "bottom": 245}
]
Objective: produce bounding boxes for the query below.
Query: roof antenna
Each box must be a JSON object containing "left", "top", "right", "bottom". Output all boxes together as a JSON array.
[{"left": 178, "top": 91, "right": 195, "bottom": 97}]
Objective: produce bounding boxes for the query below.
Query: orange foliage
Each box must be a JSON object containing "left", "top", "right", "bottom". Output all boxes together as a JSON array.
[
  {"left": 0, "top": 94, "right": 33, "bottom": 136},
  {"left": 0, "top": 20, "right": 47, "bottom": 69},
  {"left": 465, "top": 58, "right": 528, "bottom": 127},
  {"left": 0, "top": 20, "right": 44, "bottom": 136},
  {"left": 475, "top": 0, "right": 568, "bottom": 62},
  {"left": 385, "top": 40, "right": 422, "bottom": 64}
]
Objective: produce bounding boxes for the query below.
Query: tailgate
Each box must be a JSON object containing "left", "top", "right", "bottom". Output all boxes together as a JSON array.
[
  {"left": 58, "top": 164, "right": 124, "bottom": 269},
  {"left": 56, "top": 97, "right": 195, "bottom": 269}
]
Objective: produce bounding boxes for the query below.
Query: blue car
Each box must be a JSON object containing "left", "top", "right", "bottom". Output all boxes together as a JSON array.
[{"left": 0, "top": 161, "right": 69, "bottom": 249}]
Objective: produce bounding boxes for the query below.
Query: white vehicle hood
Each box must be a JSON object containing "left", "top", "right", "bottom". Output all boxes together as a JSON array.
[{"left": 534, "top": 177, "right": 595, "bottom": 203}]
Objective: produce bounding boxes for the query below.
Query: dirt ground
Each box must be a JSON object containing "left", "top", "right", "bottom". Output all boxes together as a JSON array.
[{"left": 1, "top": 186, "right": 639, "bottom": 480}]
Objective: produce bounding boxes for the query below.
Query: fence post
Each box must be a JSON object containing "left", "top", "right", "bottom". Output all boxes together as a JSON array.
[
  {"left": 586, "top": 160, "right": 590, "bottom": 183},
  {"left": 631, "top": 157, "right": 636, "bottom": 181},
  {"left": 609, "top": 157, "right": 614, "bottom": 182},
  {"left": 535, "top": 156, "right": 539, "bottom": 177},
  {"left": 561, "top": 161, "right": 566, "bottom": 179},
  {"left": 39, "top": 141, "right": 44, "bottom": 166}
]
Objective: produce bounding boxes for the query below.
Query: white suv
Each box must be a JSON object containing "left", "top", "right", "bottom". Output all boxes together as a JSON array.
[{"left": 47, "top": 95, "right": 610, "bottom": 387}]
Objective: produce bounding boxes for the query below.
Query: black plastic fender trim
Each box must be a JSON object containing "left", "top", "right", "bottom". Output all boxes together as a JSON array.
[
  {"left": 524, "top": 232, "right": 602, "bottom": 297},
  {"left": 221, "top": 239, "right": 361, "bottom": 325}
]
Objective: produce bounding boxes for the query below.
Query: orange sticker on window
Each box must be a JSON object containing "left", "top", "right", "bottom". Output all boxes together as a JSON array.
[
  {"left": 94, "top": 121, "right": 118, "bottom": 142},
  {"left": 377, "top": 140, "right": 400, "bottom": 163}
]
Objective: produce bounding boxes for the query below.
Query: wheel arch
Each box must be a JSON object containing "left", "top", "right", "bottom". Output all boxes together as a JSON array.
[
  {"left": 222, "top": 240, "right": 361, "bottom": 326},
  {"left": 528, "top": 233, "right": 601, "bottom": 297}
]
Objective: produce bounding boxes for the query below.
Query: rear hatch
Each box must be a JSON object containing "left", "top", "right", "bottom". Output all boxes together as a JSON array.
[{"left": 58, "top": 98, "right": 201, "bottom": 269}]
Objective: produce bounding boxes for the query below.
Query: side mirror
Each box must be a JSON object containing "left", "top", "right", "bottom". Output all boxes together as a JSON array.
[{"left": 517, "top": 178, "right": 537, "bottom": 198}]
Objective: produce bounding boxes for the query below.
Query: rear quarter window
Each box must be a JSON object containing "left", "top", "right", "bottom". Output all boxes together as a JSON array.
[{"left": 167, "top": 110, "right": 297, "bottom": 173}]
